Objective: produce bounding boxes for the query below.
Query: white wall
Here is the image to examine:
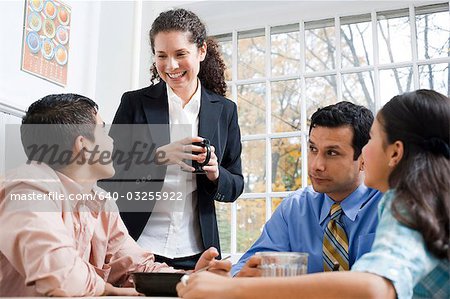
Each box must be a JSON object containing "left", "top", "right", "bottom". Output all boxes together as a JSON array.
[
  {"left": 94, "top": 0, "right": 136, "bottom": 123},
  {"left": 0, "top": 0, "right": 102, "bottom": 112}
]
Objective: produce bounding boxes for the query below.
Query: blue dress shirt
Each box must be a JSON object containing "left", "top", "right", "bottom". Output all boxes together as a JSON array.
[{"left": 232, "top": 184, "right": 382, "bottom": 276}]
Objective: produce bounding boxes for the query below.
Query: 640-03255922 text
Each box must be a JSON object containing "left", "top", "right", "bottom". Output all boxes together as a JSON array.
[{"left": 108, "top": 191, "right": 184, "bottom": 201}]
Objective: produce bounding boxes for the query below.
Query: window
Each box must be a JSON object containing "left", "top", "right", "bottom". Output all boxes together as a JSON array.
[{"left": 215, "top": 3, "right": 450, "bottom": 258}]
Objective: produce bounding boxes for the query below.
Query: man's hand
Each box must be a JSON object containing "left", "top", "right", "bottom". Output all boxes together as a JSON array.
[
  {"left": 236, "top": 255, "right": 262, "bottom": 277},
  {"left": 195, "top": 247, "right": 232, "bottom": 276},
  {"left": 103, "top": 282, "right": 141, "bottom": 296}
]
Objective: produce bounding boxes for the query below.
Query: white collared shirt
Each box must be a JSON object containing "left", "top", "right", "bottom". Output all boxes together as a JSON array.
[{"left": 137, "top": 81, "right": 204, "bottom": 258}]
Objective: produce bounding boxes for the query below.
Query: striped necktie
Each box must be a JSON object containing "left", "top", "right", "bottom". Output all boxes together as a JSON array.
[{"left": 323, "top": 203, "right": 349, "bottom": 271}]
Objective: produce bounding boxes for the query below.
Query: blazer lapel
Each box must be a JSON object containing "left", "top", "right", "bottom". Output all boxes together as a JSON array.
[
  {"left": 142, "top": 82, "right": 170, "bottom": 147},
  {"left": 198, "top": 87, "right": 223, "bottom": 140}
]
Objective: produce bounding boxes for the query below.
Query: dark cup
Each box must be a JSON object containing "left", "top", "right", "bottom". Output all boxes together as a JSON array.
[
  {"left": 190, "top": 139, "right": 211, "bottom": 174},
  {"left": 181, "top": 138, "right": 211, "bottom": 174}
]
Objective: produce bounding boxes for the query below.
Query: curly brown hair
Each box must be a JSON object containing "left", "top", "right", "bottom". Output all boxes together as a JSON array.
[
  {"left": 149, "top": 9, "right": 227, "bottom": 96},
  {"left": 379, "top": 89, "right": 450, "bottom": 260}
]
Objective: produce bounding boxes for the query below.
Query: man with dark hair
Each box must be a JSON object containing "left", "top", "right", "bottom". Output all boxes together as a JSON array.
[
  {"left": 0, "top": 94, "right": 230, "bottom": 297},
  {"left": 232, "top": 101, "right": 382, "bottom": 276},
  {"left": 20, "top": 94, "right": 99, "bottom": 170}
]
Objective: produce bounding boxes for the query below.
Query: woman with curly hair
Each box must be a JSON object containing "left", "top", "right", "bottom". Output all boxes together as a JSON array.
[
  {"left": 176, "top": 89, "right": 449, "bottom": 299},
  {"left": 108, "top": 9, "right": 243, "bottom": 270}
]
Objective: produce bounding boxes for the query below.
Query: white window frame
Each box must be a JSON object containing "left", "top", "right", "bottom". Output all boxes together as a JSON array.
[{"left": 215, "top": 2, "right": 450, "bottom": 261}]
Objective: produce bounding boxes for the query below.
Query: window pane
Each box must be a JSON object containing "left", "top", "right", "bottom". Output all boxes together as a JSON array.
[
  {"left": 271, "top": 197, "right": 283, "bottom": 213},
  {"left": 419, "top": 63, "right": 449, "bottom": 97},
  {"left": 242, "top": 140, "right": 266, "bottom": 193},
  {"left": 225, "top": 83, "right": 232, "bottom": 99},
  {"left": 305, "top": 24, "right": 336, "bottom": 72},
  {"left": 238, "top": 30, "right": 265, "bottom": 79},
  {"left": 342, "top": 71, "right": 375, "bottom": 110},
  {"left": 237, "top": 198, "right": 265, "bottom": 253},
  {"left": 271, "top": 25, "right": 300, "bottom": 76},
  {"left": 416, "top": 10, "right": 450, "bottom": 60},
  {"left": 238, "top": 83, "right": 265, "bottom": 135},
  {"left": 377, "top": 11, "right": 411, "bottom": 64},
  {"left": 341, "top": 19, "right": 373, "bottom": 68},
  {"left": 272, "top": 137, "right": 302, "bottom": 192},
  {"left": 271, "top": 80, "right": 301, "bottom": 133},
  {"left": 305, "top": 76, "right": 337, "bottom": 125},
  {"left": 379, "top": 67, "right": 413, "bottom": 105},
  {"left": 219, "top": 40, "right": 233, "bottom": 81},
  {"left": 215, "top": 202, "right": 231, "bottom": 253}
]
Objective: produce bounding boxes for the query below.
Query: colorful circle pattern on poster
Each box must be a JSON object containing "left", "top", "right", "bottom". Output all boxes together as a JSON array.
[
  {"left": 55, "top": 45, "right": 68, "bottom": 65},
  {"left": 26, "top": 0, "right": 70, "bottom": 63},
  {"left": 43, "top": 18, "right": 56, "bottom": 38},
  {"left": 58, "top": 6, "right": 70, "bottom": 25},
  {"left": 44, "top": 0, "right": 57, "bottom": 19},
  {"left": 41, "top": 38, "right": 55, "bottom": 60},
  {"left": 30, "top": 0, "right": 44, "bottom": 12},
  {"left": 27, "top": 31, "right": 41, "bottom": 54},
  {"left": 23, "top": 0, "right": 71, "bottom": 86},
  {"left": 56, "top": 26, "right": 68, "bottom": 44},
  {"left": 28, "top": 11, "right": 42, "bottom": 31}
]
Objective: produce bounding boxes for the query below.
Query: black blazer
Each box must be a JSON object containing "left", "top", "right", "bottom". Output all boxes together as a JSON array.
[{"left": 105, "top": 81, "right": 244, "bottom": 253}]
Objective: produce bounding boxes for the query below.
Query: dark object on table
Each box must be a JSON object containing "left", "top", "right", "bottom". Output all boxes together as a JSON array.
[{"left": 131, "top": 272, "right": 184, "bottom": 297}]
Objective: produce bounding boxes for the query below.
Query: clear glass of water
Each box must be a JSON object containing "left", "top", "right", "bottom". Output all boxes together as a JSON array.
[{"left": 256, "top": 252, "right": 308, "bottom": 277}]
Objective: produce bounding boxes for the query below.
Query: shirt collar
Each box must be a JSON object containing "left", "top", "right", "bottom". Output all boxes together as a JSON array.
[
  {"left": 54, "top": 170, "right": 105, "bottom": 213},
  {"left": 167, "top": 79, "right": 201, "bottom": 116},
  {"left": 319, "top": 184, "right": 370, "bottom": 224}
]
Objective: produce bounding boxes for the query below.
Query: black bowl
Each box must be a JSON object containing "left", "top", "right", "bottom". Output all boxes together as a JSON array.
[{"left": 131, "top": 272, "right": 184, "bottom": 297}]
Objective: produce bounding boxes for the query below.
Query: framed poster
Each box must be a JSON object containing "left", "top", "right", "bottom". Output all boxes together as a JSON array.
[{"left": 21, "top": 0, "right": 71, "bottom": 86}]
